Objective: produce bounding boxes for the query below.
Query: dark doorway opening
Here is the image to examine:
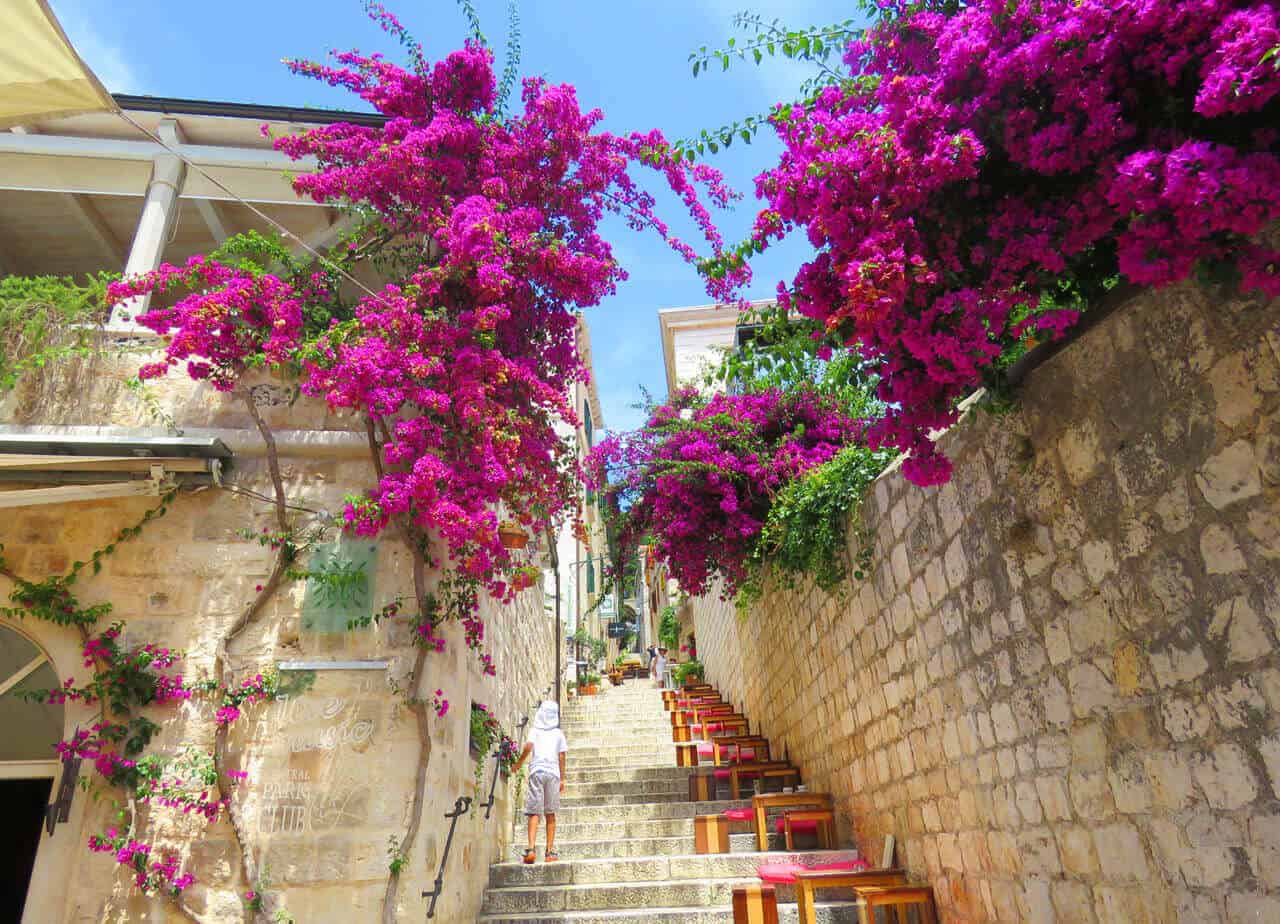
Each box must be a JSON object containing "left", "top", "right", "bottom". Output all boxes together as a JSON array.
[{"left": 0, "top": 777, "right": 52, "bottom": 924}]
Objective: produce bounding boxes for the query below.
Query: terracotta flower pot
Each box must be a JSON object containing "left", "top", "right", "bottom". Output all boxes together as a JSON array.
[{"left": 499, "top": 526, "right": 529, "bottom": 550}]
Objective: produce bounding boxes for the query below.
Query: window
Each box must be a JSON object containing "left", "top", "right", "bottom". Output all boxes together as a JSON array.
[
  {"left": 586, "top": 560, "right": 595, "bottom": 594},
  {"left": 583, "top": 400, "right": 594, "bottom": 448}
]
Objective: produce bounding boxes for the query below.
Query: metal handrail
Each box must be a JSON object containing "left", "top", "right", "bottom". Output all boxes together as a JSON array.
[
  {"left": 422, "top": 796, "right": 473, "bottom": 919},
  {"left": 482, "top": 715, "right": 528, "bottom": 820}
]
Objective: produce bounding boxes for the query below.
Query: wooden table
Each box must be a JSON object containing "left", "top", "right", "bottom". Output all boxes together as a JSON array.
[
  {"left": 751, "top": 791, "right": 832, "bottom": 851},
  {"left": 711, "top": 734, "right": 770, "bottom": 767}
]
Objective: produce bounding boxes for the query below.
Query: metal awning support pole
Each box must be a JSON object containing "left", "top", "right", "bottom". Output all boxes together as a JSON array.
[{"left": 422, "top": 796, "right": 473, "bottom": 919}]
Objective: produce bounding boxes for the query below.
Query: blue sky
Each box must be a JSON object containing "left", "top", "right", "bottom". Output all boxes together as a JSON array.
[{"left": 52, "top": 0, "right": 861, "bottom": 433}]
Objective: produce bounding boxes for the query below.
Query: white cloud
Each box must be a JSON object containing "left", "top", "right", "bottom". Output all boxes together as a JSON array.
[{"left": 49, "top": 1, "right": 145, "bottom": 94}]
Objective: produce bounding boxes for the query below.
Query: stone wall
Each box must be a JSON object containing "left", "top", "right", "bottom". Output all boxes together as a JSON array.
[
  {"left": 691, "top": 278, "right": 1280, "bottom": 922},
  {"left": 1, "top": 348, "right": 555, "bottom": 923}
]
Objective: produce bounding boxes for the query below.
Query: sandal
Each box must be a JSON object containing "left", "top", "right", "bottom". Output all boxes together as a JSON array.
[
  {"left": 545, "top": 850, "right": 559, "bottom": 863},
  {"left": 522, "top": 849, "right": 536, "bottom": 864}
]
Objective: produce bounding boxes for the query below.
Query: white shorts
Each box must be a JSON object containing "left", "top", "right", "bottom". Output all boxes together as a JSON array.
[{"left": 523, "top": 770, "right": 561, "bottom": 815}]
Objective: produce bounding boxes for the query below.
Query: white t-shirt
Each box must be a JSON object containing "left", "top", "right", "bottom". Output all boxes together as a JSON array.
[{"left": 528, "top": 727, "right": 568, "bottom": 778}]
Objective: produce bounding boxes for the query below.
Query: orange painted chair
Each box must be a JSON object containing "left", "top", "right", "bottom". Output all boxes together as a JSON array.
[
  {"left": 855, "top": 886, "right": 939, "bottom": 924},
  {"left": 731, "top": 883, "right": 779, "bottom": 924}
]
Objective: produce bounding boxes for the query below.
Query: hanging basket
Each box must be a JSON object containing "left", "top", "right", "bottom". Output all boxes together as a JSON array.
[{"left": 499, "top": 525, "right": 529, "bottom": 550}]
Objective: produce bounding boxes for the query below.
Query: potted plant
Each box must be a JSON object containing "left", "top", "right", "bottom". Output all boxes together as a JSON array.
[
  {"left": 674, "top": 658, "right": 704, "bottom": 688},
  {"left": 498, "top": 519, "right": 529, "bottom": 550},
  {"left": 580, "top": 672, "right": 601, "bottom": 695}
]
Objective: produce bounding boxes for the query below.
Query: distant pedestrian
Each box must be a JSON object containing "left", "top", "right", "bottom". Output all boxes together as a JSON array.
[
  {"left": 646, "top": 644, "right": 658, "bottom": 677},
  {"left": 654, "top": 647, "right": 668, "bottom": 688},
  {"left": 511, "top": 701, "right": 568, "bottom": 863}
]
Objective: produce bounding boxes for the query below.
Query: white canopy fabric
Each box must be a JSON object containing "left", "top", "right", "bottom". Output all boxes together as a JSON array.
[{"left": 0, "top": 0, "right": 115, "bottom": 129}]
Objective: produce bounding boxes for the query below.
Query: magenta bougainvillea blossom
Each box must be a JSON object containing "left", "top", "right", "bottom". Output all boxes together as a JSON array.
[
  {"left": 744, "top": 0, "right": 1280, "bottom": 486},
  {"left": 26, "top": 620, "right": 269, "bottom": 897},
  {"left": 587, "top": 388, "right": 862, "bottom": 596},
  {"left": 108, "top": 25, "right": 736, "bottom": 627}
]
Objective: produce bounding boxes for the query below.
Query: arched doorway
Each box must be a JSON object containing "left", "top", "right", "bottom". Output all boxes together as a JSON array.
[{"left": 0, "top": 623, "right": 64, "bottom": 924}]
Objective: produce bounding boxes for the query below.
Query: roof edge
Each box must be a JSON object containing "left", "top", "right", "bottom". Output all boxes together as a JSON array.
[{"left": 112, "top": 94, "right": 390, "bottom": 128}]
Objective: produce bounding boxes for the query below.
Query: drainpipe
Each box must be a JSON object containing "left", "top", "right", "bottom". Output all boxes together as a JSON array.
[{"left": 109, "top": 119, "right": 186, "bottom": 330}]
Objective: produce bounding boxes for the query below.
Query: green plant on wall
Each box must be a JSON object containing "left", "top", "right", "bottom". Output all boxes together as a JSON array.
[
  {"left": 0, "top": 273, "right": 114, "bottom": 391},
  {"left": 673, "top": 659, "right": 704, "bottom": 686},
  {"left": 658, "top": 603, "right": 680, "bottom": 650},
  {"left": 739, "top": 443, "right": 892, "bottom": 609}
]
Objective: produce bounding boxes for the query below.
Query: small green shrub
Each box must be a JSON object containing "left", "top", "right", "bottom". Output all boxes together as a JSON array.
[
  {"left": 0, "top": 273, "right": 114, "bottom": 390},
  {"left": 658, "top": 604, "right": 680, "bottom": 650},
  {"left": 740, "top": 444, "right": 892, "bottom": 608}
]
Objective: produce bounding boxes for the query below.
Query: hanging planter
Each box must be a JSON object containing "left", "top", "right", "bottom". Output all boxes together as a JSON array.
[{"left": 498, "top": 521, "right": 529, "bottom": 550}]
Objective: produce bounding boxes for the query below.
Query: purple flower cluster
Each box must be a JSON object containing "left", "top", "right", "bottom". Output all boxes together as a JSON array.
[
  {"left": 746, "top": 0, "right": 1280, "bottom": 485},
  {"left": 588, "top": 388, "right": 861, "bottom": 596},
  {"left": 88, "top": 830, "right": 195, "bottom": 895}
]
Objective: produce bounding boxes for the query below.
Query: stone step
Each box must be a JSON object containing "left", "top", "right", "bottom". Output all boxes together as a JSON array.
[
  {"left": 564, "top": 767, "right": 690, "bottom": 784},
  {"left": 545, "top": 817, "right": 698, "bottom": 842},
  {"left": 570, "top": 746, "right": 677, "bottom": 760},
  {"left": 565, "top": 733, "right": 675, "bottom": 742},
  {"left": 481, "top": 876, "right": 863, "bottom": 915},
  {"left": 565, "top": 779, "right": 687, "bottom": 798},
  {"left": 489, "top": 850, "right": 863, "bottom": 888},
  {"left": 520, "top": 831, "right": 797, "bottom": 860},
  {"left": 570, "top": 759, "right": 676, "bottom": 771},
  {"left": 477, "top": 903, "right": 860, "bottom": 923},
  {"left": 559, "top": 790, "right": 687, "bottom": 807},
  {"left": 543, "top": 799, "right": 747, "bottom": 825},
  {"left": 481, "top": 877, "right": 751, "bottom": 915}
]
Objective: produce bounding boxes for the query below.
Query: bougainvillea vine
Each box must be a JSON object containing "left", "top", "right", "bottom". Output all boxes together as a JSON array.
[
  {"left": 726, "top": 0, "right": 1280, "bottom": 485},
  {"left": 587, "top": 387, "right": 863, "bottom": 597}
]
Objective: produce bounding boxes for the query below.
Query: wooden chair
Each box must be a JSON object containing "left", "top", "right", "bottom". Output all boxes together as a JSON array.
[
  {"left": 675, "top": 742, "right": 700, "bottom": 767},
  {"left": 856, "top": 886, "right": 938, "bottom": 924},
  {"left": 702, "top": 716, "right": 748, "bottom": 739},
  {"left": 712, "top": 734, "right": 771, "bottom": 766},
  {"left": 783, "top": 809, "right": 836, "bottom": 850},
  {"left": 693, "top": 813, "right": 731, "bottom": 854},
  {"left": 751, "top": 792, "right": 832, "bottom": 851},
  {"left": 689, "top": 769, "right": 717, "bottom": 802},
  {"left": 729, "top": 762, "right": 799, "bottom": 800},
  {"left": 732, "top": 883, "right": 779, "bottom": 924},
  {"left": 793, "top": 870, "right": 909, "bottom": 924}
]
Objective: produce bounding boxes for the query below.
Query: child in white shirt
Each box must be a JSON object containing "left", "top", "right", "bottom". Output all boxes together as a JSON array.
[{"left": 511, "top": 700, "right": 568, "bottom": 863}]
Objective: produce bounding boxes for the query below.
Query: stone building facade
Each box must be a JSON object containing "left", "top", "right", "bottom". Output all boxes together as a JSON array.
[
  {"left": 1, "top": 347, "right": 556, "bottom": 923},
  {"left": 0, "top": 97, "right": 564, "bottom": 923},
  {"left": 690, "top": 277, "right": 1280, "bottom": 921}
]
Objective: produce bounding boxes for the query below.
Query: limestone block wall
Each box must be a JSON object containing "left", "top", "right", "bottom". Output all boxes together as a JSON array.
[
  {"left": 1, "top": 348, "right": 555, "bottom": 923},
  {"left": 691, "top": 278, "right": 1280, "bottom": 922}
]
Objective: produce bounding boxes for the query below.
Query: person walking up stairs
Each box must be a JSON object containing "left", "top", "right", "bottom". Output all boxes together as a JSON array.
[{"left": 478, "top": 683, "right": 865, "bottom": 922}]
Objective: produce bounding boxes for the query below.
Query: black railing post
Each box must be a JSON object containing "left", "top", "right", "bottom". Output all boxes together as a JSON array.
[
  {"left": 481, "top": 715, "right": 527, "bottom": 820},
  {"left": 422, "top": 796, "right": 473, "bottom": 919}
]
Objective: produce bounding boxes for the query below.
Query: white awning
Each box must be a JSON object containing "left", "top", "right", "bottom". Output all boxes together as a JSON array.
[{"left": 0, "top": 0, "right": 116, "bottom": 129}]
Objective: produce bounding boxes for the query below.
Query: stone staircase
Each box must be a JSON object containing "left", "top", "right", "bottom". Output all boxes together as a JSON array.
[{"left": 478, "top": 684, "right": 863, "bottom": 922}]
